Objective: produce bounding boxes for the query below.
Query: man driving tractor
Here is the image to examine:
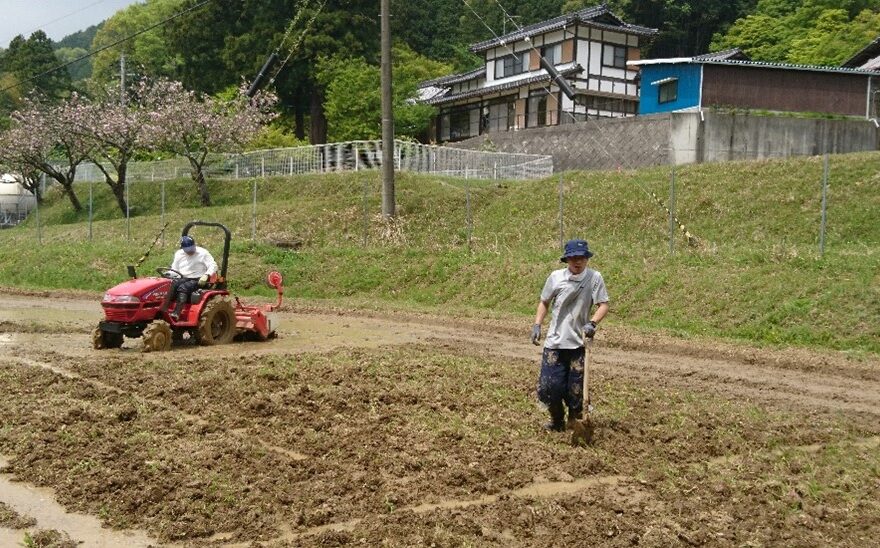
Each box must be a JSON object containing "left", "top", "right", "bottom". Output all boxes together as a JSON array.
[{"left": 160, "top": 235, "right": 218, "bottom": 321}]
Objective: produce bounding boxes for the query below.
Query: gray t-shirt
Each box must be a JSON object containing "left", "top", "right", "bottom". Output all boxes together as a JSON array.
[{"left": 540, "top": 267, "right": 609, "bottom": 349}]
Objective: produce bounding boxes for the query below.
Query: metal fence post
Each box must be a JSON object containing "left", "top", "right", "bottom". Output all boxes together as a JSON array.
[
  {"left": 160, "top": 180, "right": 165, "bottom": 247},
  {"left": 466, "top": 182, "right": 472, "bottom": 251},
  {"left": 669, "top": 164, "right": 676, "bottom": 255},
  {"left": 355, "top": 147, "right": 360, "bottom": 171},
  {"left": 261, "top": 157, "right": 266, "bottom": 178},
  {"left": 88, "top": 182, "right": 93, "bottom": 242},
  {"left": 289, "top": 156, "right": 294, "bottom": 176},
  {"left": 820, "top": 154, "right": 829, "bottom": 258},
  {"left": 235, "top": 162, "right": 239, "bottom": 179},
  {"left": 252, "top": 179, "right": 258, "bottom": 241},
  {"left": 362, "top": 176, "right": 369, "bottom": 246},
  {"left": 126, "top": 178, "right": 131, "bottom": 240},
  {"left": 558, "top": 175, "right": 564, "bottom": 250},
  {"left": 35, "top": 192, "right": 41, "bottom": 244}
]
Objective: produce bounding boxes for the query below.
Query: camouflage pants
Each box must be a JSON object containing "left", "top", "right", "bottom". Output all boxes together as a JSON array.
[{"left": 537, "top": 347, "right": 585, "bottom": 426}]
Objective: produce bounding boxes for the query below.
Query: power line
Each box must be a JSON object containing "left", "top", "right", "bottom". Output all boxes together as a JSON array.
[
  {"left": 460, "top": 0, "right": 577, "bottom": 122},
  {"left": 0, "top": 0, "right": 213, "bottom": 95}
]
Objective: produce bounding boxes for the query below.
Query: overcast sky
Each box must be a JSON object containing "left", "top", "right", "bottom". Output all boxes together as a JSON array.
[{"left": 0, "top": 0, "right": 143, "bottom": 47}]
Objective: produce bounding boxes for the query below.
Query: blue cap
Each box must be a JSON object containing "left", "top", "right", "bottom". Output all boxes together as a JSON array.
[
  {"left": 560, "top": 239, "right": 593, "bottom": 262},
  {"left": 180, "top": 235, "right": 196, "bottom": 253}
]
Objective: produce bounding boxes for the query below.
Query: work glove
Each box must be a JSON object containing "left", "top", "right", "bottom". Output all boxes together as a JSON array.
[
  {"left": 198, "top": 274, "right": 209, "bottom": 288},
  {"left": 584, "top": 321, "right": 597, "bottom": 339},
  {"left": 531, "top": 324, "right": 542, "bottom": 346}
]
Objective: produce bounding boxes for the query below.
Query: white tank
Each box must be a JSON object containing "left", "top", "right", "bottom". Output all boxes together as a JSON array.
[{"left": 0, "top": 174, "right": 36, "bottom": 226}]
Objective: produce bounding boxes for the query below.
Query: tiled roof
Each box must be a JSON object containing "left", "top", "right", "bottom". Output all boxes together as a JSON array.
[
  {"left": 630, "top": 57, "right": 880, "bottom": 76},
  {"left": 693, "top": 48, "right": 750, "bottom": 62},
  {"left": 424, "top": 64, "right": 584, "bottom": 105},
  {"left": 842, "top": 36, "right": 880, "bottom": 69},
  {"left": 700, "top": 58, "right": 880, "bottom": 76},
  {"left": 468, "top": 3, "right": 657, "bottom": 53},
  {"left": 419, "top": 67, "right": 486, "bottom": 88}
]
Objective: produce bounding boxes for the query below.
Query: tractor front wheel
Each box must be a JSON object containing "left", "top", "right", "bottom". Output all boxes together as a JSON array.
[
  {"left": 142, "top": 320, "right": 172, "bottom": 353},
  {"left": 196, "top": 296, "right": 236, "bottom": 346},
  {"left": 92, "top": 327, "right": 123, "bottom": 350}
]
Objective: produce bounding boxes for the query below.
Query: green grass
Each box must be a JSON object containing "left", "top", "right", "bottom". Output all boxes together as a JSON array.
[{"left": 1, "top": 152, "right": 878, "bottom": 353}]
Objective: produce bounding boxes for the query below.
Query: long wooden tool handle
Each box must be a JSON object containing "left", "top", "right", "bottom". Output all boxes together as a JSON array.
[{"left": 584, "top": 339, "right": 591, "bottom": 411}]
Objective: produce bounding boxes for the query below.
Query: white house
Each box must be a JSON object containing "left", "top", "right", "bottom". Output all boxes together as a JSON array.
[{"left": 418, "top": 3, "right": 658, "bottom": 142}]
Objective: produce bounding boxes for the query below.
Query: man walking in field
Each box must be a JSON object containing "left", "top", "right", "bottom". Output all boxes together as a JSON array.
[{"left": 531, "top": 239, "right": 609, "bottom": 432}]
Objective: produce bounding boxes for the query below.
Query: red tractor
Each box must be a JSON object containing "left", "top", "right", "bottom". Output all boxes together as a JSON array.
[{"left": 93, "top": 221, "right": 284, "bottom": 352}]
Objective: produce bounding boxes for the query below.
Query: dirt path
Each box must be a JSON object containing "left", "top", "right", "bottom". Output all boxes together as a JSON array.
[{"left": 4, "top": 292, "right": 880, "bottom": 420}]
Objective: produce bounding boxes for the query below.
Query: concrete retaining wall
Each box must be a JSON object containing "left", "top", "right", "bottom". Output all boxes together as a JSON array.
[{"left": 452, "top": 112, "right": 880, "bottom": 171}]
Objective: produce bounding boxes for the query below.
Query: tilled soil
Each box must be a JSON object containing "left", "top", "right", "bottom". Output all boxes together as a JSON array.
[{"left": 0, "top": 292, "right": 878, "bottom": 546}]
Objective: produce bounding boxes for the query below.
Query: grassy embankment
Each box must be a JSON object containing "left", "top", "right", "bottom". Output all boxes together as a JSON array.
[{"left": 0, "top": 152, "right": 877, "bottom": 354}]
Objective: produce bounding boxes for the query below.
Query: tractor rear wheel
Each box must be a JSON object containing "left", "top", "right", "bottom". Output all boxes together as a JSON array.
[
  {"left": 142, "top": 320, "right": 172, "bottom": 352},
  {"left": 92, "top": 327, "right": 123, "bottom": 350},
  {"left": 196, "top": 296, "right": 236, "bottom": 346}
]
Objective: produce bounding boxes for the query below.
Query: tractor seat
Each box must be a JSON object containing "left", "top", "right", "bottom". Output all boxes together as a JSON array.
[{"left": 190, "top": 290, "right": 204, "bottom": 304}]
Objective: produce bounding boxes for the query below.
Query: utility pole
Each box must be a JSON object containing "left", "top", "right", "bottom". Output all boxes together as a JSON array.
[
  {"left": 120, "top": 54, "right": 126, "bottom": 106},
  {"left": 380, "top": 0, "right": 395, "bottom": 217}
]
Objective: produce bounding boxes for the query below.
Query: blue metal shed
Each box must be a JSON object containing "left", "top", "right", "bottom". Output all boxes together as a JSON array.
[{"left": 636, "top": 62, "right": 702, "bottom": 115}]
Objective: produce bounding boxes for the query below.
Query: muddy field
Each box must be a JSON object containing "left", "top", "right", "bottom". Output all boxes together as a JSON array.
[{"left": 0, "top": 292, "right": 878, "bottom": 547}]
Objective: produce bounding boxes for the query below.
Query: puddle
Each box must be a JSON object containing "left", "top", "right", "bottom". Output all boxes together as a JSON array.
[{"left": 0, "top": 456, "right": 161, "bottom": 547}]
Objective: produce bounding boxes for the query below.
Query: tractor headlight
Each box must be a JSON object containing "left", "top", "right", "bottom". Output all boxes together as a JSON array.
[{"left": 103, "top": 294, "right": 140, "bottom": 304}]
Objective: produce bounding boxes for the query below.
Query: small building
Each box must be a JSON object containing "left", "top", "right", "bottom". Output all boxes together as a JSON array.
[
  {"left": 631, "top": 52, "right": 880, "bottom": 119},
  {"left": 418, "top": 4, "right": 657, "bottom": 142},
  {"left": 842, "top": 36, "right": 880, "bottom": 70},
  {"left": 0, "top": 174, "right": 36, "bottom": 228}
]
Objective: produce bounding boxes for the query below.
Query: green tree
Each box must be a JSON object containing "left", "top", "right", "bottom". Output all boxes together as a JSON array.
[
  {"left": 54, "top": 47, "right": 91, "bottom": 82},
  {"left": 167, "top": 0, "right": 379, "bottom": 144},
  {"left": 564, "top": 0, "right": 759, "bottom": 57},
  {"left": 316, "top": 44, "right": 450, "bottom": 141},
  {"left": 712, "top": 0, "right": 880, "bottom": 64},
  {"left": 90, "top": 0, "right": 182, "bottom": 86},
  {"left": 0, "top": 31, "right": 71, "bottom": 101}
]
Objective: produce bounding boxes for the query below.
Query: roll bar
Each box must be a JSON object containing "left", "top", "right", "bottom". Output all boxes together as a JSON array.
[{"left": 182, "top": 221, "right": 231, "bottom": 283}]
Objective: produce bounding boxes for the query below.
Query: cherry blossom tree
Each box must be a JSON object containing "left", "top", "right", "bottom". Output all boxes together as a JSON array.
[
  {"left": 70, "top": 81, "right": 156, "bottom": 215},
  {"left": 0, "top": 95, "right": 92, "bottom": 212},
  {"left": 142, "top": 80, "right": 277, "bottom": 206}
]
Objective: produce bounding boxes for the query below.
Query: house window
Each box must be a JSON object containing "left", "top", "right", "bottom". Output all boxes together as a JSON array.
[
  {"left": 527, "top": 92, "right": 549, "bottom": 128},
  {"left": 659, "top": 79, "right": 678, "bottom": 104},
  {"left": 495, "top": 53, "right": 527, "bottom": 79},
  {"left": 486, "top": 96, "right": 517, "bottom": 132},
  {"left": 449, "top": 108, "right": 472, "bottom": 139},
  {"left": 602, "top": 44, "right": 627, "bottom": 69},
  {"left": 541, "top": 43, "right": 563, "bottom": 66},
  {"left": 578, "top": 95, "right": 639, "bottom": 117}
]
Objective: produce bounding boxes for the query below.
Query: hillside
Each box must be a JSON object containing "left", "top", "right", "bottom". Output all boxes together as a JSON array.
[{"left": 1, "top": 152, "right": 877, "bottom": 353}]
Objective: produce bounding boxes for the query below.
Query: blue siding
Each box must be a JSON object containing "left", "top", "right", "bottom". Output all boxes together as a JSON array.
[{"left": 638, "top": 64, "right": 702, "bottom": 115}]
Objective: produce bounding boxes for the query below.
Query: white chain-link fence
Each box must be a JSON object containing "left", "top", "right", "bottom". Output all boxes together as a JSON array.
[{"left": 72, "top": 140, "right": 554, "bottom": 184}]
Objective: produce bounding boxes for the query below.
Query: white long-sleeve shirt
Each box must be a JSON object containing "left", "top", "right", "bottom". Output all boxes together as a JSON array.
[{"left": 170, "top": 246, "right": 218, "bottom": 279}]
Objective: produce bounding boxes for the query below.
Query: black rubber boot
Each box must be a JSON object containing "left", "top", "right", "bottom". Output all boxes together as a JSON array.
[
  {"left": 169, "top": 298, "right": 185, "bottom": 321},
  {"left": 543, "top": 402, "right": 565, "bottom": 432},
  {"left": 566, "top": 410, "right": 582, "bottom": 430}
]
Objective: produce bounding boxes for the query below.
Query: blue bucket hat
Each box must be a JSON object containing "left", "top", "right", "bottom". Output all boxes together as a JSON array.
[{"left": 560, "top": 239, "right": 594, "bottom": 262}]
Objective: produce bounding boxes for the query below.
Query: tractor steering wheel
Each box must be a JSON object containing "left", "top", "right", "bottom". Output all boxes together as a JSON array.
[{"left": 156, "top": 267, "right": 184, "bottom": 279}]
